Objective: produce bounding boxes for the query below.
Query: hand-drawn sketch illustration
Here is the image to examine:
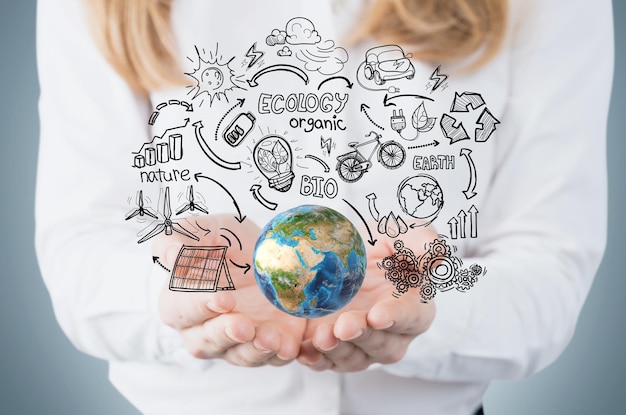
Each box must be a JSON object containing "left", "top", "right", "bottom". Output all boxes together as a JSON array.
[
  {"left": 223, "top": 112, "right": 256, "bottom": 147},
  {"left": 194, "top": 173, "right": 247, "bottom": 223},
  {"left": 304, "top": 154, "right": 330, "bottom": 172},
  {"left": 133, "top": 119, "right": 189, "bottom": 168},
  {"left": 440, "top": 114, "right": 470, "bottom": 144},
  {"left": 343, "top": 198, "right": 377, "bottom": 246},
  {"left": 320, "top": 136, "right": 334, "bottom": 156},
  {"left": 363, "top": 45, "right": 415, "bottom": 85},
  {"left": 193, "top": 120, "right": 242, "bottom": 170},
  {"left": 475, "top": 107, "right": 500, "bottom": 142},
  {"left": 247, "top": 64, "right": 309, "bottom": 87},
  {"left": 391, "top": 103, "right": 436, "bottom": 141},
  {"left": 397, "top": 174, "right": 444, "bottom": 225},
  {"left": 253, "top": 134, "right": 295, "bottom": 192},
  {"left": 169, "top": 245, "right": 236, "bottom": 292},
  {"left": 265, "top": 17, "right": 348, "bottom": 75},
  {"left": 250, "top": 184, "right": 278, "bottom": 211},
  {"left": 336, "top": 131, "right": 406, "bottom": 183},
  {"left": 377, "top": 211, "right": 409, "bottom": 238},
  {"left": 426, "top": 65, "right": 449, "bottom": 92},
  {"left": 460, "top": 148, "right": 477, "bottom": 199},
  {"left": 136, "top": 187, "right": 200, "bottom": 244},
  {"left": 366, "top": 193, "right": 381, "bottom": 221},
  {"left": 379, "top": 239, "right": 485, "bottom": 301},
  {"left": 448, "top": 205, "right": 479, "bottom": 239},
  {"left": 317, "top": 76, "right": 353, "bottom": 90},
  {"left": 450, "top": 91, "right": 485, "bottom": 112},
  {"left": 176, "top": 185, "right": 209, "bottom": 215},
  {"left": 244, "top": 42, "right": 265, "bottom": 68},
  {"left": 360, "top": 104, "right": 385, "bottom": 130},
  {"left": 125, "top": 190, "right": 158, "bottom": 221},
  {"left": 149, "top": 100, "right": 193, "bottom": 126},
  {"left": 186, "top": 45, "right": 245, "bottom": 107}
]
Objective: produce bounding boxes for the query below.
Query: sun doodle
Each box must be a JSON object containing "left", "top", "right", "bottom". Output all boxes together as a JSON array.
[{"left": 185, "top": 45, "right": 244, "bottom": 106}]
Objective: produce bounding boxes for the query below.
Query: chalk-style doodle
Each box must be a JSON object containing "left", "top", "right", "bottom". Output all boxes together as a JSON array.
[
  {"left": 137, "top": 187, "right": 200, "bottom": 244},
  {"left": 460, "top": 148, "right": 477, "bottom": 199},
  {"left": 265, "top": 17, "right": 348, "bottom": 75},
  {"left": 223, "top": 112, "right": 256, "bottom": 147},
  {"left": 176, "top": 185, "right": 209, "bottom": 215},
  {"left": 317, "top": 76, "right": 354, "bottom": 90},
  {"left": 450, "top": 91, "right": 486, "bottom": 112},
  {"left": 149, "top": 100, "right": 193, "bottom": 126},
  {"left": 363, "top": 45, "right": 415, "bottom": 85},
  {"left": 360, "top": 104, "right": 385, "bottom": 130},
  {"left": 448, "top": 206, "right": 479, "bottom": 239},
  {"left": 379, "top": 239, "right": 486, "bottom": 301},
  {"left": 366, "top": 193, "right": 381, "bottom": 221},
  {"left": 253, "top": 135, "right": 295, "bottom": 192},
  {"left": 185, "top": 45, "right": 244, "bottom": 106},
  {"left": 343, "top": 198, "right": 377, "bottom": 246},
  {"left": 213, "top": 98, "right": 245, "bottom": 141},
  {"left": 383, "top": 93, "right": 434, "bottom": 107},
  {"left": 397, "top": 174, "right": 444, "bottom": 225},
  {"left": 133, "top": 119, "right": 189, "bottom": 168},
  {"left": 247, "top": 64, "right": 309, "bottom": 87},
  {"left": 169, "top": 245, "right": 236, "bottom": 292},
  {"left": 377, "top": 211, "right": 409, "bottom": 238},
  {"left": 249, "top": 184, "right": 278, "bottom": 211},
  {"left": 245, "top": 42, "right": 265, "bottom": 68},
  {"left": 125, "top": 190, "right": 158, "bottom": 221},
  {"left": 193, "top": 120, "right": 242, "bottom": 171},
  {"left": 475, "top": 107, "right": 500, "bottom": 142},
  {"left": 304, "top": 154, "right": 330, "bottom": 172},
  {"left": 336, "top": 131, "right": 406, "bottom": 183},
  {"left": 195, "top": 173, "right": 247, "bottom": 223},
  {"left": 427, "top": 65, "right": 449, "bottom": 92},
  {"left": 440, "top": 114, "right": 470, "bottom": 144},
  {"left": 320, "top": 136, "right": 334, "bottom": 155}
]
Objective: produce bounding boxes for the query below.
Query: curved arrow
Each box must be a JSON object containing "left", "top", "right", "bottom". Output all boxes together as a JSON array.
[
  {"left": 475, "top": 108, "right": 500, "bottom": 143},
  {"left": 408, "top": 141, "right": 439, "bottom": 150},
  {"left": 365, "top": 193, "right": 380, "bottom": 221},
  {"left": 317, "top": 76, "right": 353, "bottom": 90},
  {"left": 450, "top": 92, "right": 485, "bottom": 112},
  {"left": 360, "top": 103, "right": 385, "bottom": 130},
  {"left": 193, "top": 121, "right": 242, "bottom": 170},
  {"left": 383, "top": 93, "right": 434, "bottom": 107},
  {"left": 195, "top": 173, "right": 246, "bottom": 222},
  {"left": 460, "top": 148, "right": 477, "bottom": 199},
  {"left": 250, "top": 184, "right": 278, "bottom": 211},
  {"left": 152, "top": 256, "right": 171, "bottom": 273},
  {"left": 247, "top": 64, "right": 309, "bottom": 87},
  {"left": 304, "top": 155, "right": 330, "bottom": 172},
  {"left": 214, "top": 98, "right": 245, "bottom": 141},
  {"left": 229, "top": 259, "right": 251, "bottom": 274},
  {"left": 343, "top": 199, "right": 377, "bottom": 246}
]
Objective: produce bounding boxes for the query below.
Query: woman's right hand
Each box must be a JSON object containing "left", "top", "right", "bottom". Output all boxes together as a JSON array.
[{"left": 154, "top": 214, "right": 307, "bottom": 367}]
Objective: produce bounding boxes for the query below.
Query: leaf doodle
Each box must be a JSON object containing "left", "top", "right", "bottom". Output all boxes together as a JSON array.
[
  {"left": 257, "top": 148, "right": 276, "bottom": 172},
  {"left": 272, "top": 141, "right": 289, "bottom": 164},
  {"left": 412, "top": 103, "right": 436, "bottom": 133}
]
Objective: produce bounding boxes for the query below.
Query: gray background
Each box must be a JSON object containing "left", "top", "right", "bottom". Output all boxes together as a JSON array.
[{"left": 0, "top": 1, "right": 623, "bottom": 414}]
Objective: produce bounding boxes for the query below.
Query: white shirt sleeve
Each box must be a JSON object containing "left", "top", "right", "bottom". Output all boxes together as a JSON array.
[
  {"left": 35, "top": 0, "right": 202, "bottom": 367},
  {"left": 384, "top": 0, "right": 614, "bottom": 381}
]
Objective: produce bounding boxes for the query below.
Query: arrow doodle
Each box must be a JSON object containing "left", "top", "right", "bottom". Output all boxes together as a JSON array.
[
  {"left": 458, "top": 210, "right": 467, "bottom": 239},
  {"left": 408, "top": 141, "right": 439, "bottom": 150},
  {"left": 448, "top": 206, "right": 479, "bottom": 239},
  {"left": 214, "top": 98, "right": 245, "bottom": 141},
  {"left": 247, "top": 64, "right": 309, "bottom": 87},
  {"left": 343, "top": 199, "right": 377, "bottom": 246},
  {"left": 220, "top": 228, "right": 242, "bottom": 250},
  {"left": 229, "top": 259, "right": 251, "bottom": 274},
  {"left": 318, "top": 76, "right": 353, "bottom": 90},
  {"left": 304, "top": 155, "right": 330, "bottom": 172},
  {"left": 448, "top": 217, "right": 459, "bottom": 240},
  {"left": 440, "top": 114, "right": 469, "bottom": 144},
  {"left": 149, "top": 100, "right": 193, "bottom": 125},
  {"left": 383, "top": 93, "right": 434, "bottom": 107},
  {"left": 460, "top": 148, "right": 477, "bottom": 199},
  {"left": 195, "top": 173, "right": 246, "bottom": 222},
  {"left": 366, "top": 193, "right": 380, "bottom": 221},
  {"left": 250, "top": 184, "right": 278, "bottom": 211},
  {"left": 475, "top": 108, "right": 500, "bottom": 143},
  {"left": 450, "top": 92, "right": 485, "bottom": 112},
  {"left": 152, "top": 256, "right": 171, "bottom": 273},
  {"left": 469, "top": 205, "right": 479, "bottom": 238},
  {"left": 360, "top": 104, "right": 385, "bottom": 130},
  {"left": 193, "top": 121, "right": 242, "bottom": 170}
]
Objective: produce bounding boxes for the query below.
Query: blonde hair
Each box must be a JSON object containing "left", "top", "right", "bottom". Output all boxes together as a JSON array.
[{"left": 89, "top": 0, "right": 508, "bottom": 93}]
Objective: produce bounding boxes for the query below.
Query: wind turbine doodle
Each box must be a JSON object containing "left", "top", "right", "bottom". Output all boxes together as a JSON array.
[
  {"left": 137, "top": 187, "right": 200, "bottom": 244},
  {"left": 125, "top": 190, "right": 158, "bottom": 221},
  {"left": 176, "top": 185, "right": 209, "bottom": 215}
]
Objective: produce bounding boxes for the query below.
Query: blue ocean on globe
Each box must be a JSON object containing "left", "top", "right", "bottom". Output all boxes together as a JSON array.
[{"left": 253, "top": 205, "right": 367, "bottom": 318}]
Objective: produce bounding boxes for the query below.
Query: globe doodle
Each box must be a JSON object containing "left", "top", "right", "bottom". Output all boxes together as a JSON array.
[
  {"left": 397, "top": 174, "right": 444, "bottom": 223},
  {"left": 253, "top": 205, "right": 367, "bottom": 318}
]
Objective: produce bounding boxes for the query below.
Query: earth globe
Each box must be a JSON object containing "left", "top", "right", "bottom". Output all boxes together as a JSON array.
[
  {"left": 397, "top": 174, "right": 444, "bottom": 224},
  {"left": 253, "top": 205, "right": 367, "bottom": 318}
]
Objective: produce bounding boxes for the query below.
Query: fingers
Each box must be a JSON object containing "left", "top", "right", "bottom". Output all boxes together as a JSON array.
[
  {"left": 367, "top": 295, "right": 435, "bottom": 336},
  {"left": 159, "top": 287, "right": 236, "bottom": 330}
]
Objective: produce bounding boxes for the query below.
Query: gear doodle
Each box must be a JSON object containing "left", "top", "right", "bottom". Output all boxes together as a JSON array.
[{"left": 378, "top": 237, "right": 486, "bottom": 302}]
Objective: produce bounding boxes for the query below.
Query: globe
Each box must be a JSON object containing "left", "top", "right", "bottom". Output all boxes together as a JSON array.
[
  {"left": 397, "top": 174, "right": 444, "bottom": 223},
  {"left": 253, "top": 205, "right": 367, "bottom": 318}
]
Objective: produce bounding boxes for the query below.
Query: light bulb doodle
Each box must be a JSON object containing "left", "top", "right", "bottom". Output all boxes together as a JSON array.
[{"left": 253, "top": 135, "right": 295, "bottom": 192}]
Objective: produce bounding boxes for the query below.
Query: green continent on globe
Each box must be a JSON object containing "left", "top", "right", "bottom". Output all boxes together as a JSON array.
[{"left": 253, "top": 205, "right": 367, "bottom": 318}]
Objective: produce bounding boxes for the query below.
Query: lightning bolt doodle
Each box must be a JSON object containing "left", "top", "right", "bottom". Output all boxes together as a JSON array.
[
  {"left": 320, "top": 136, "right": 333, "bottom": 154},
  {"left": 428, "top": 65, "right": 448, "bottom": 92},
  {"left": 245, "top": 42, "right": 264, "bottom": 69}
]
